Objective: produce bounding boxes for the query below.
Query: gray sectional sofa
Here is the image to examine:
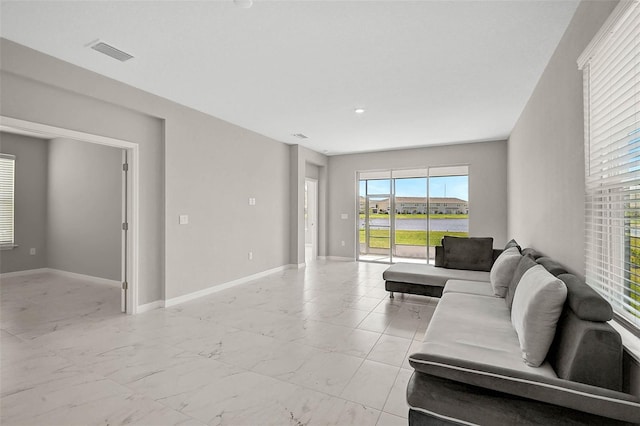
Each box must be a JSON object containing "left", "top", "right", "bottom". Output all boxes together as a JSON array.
[{"left": 383, "top": 237, "right": 640, "bottom": 425}]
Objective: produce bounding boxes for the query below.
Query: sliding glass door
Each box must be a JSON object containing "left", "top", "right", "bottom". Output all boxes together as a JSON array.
[
  {"left": 357, "top": 166, "right": 469, "bottom": 264},
  {"left": 359, "top": 172, "right": 392, "bottom": 262}
]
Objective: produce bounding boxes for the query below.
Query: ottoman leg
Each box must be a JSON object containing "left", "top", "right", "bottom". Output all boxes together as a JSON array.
[{"left": 389, "top": 292, "right": 394, "bottom": 299}]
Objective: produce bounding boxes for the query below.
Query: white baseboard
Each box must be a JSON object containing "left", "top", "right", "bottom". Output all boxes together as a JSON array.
[
  {"left": 137, "top": 300, "right": 164, "bottom": 313},
  {"left": 296, "top": 262, "right": 306, "bottom": 269},
  {"left": 322, "top": 256, "right": 355, "bottom": 262},
  {"left": 0, "top": 268, "right": 50, "bottom": 279},
  {"left": 47, "top": 269, "right": 121, "bottom": 287},
  {"left": 164, "top": 264, "right": 298, "bottom": 307}
]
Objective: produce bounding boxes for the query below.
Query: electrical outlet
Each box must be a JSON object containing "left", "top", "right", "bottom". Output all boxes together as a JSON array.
[
  {"left": 179, "top": 215, "right": 189, "bottom": 225},
  {"left": 341, "top": 240, "right": 345, "bottom": 247},
  {"left": 29, "top": 248, "right": 36, "bottom": 255},
  {"left": 248, "top": 251, "right": 253, "bottom": 260}
]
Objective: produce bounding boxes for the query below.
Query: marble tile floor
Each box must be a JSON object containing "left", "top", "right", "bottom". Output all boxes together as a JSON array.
[{"left": 0, "top": 261, "right": 438, "bottom": 426}]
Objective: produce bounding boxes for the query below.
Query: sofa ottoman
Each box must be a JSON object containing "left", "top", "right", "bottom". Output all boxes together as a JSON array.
[{"left": 383, "top": 263, "right": 490, "bottom": 298}]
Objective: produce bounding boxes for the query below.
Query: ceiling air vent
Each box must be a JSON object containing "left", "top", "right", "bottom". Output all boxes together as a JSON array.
[
  {"left": 292, "top": 133, "right": 308, "bottom": 139},
  {"left": 90, "top": 41, "right": 134, "bottom": 62}
]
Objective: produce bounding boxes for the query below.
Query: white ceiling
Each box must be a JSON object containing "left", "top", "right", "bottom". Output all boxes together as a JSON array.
[{"left": 0, "top": 0, "right": 579, "bottom": 155}]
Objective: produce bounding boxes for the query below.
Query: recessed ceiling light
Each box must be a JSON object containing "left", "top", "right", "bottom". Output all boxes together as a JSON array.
[
  {"left": 234, "top": 0, "right": 253, "bottom": 8},
  {"left": 354, "top": 108, "right": 365, "bottom": 114}
]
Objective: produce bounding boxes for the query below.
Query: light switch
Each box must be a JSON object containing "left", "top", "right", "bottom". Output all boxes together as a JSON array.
[
  {"left": 179, "top": 214, "right": 189, "bottom": 225},
  {"left": 341, "top": 213, "right": 348, "bottom": 219},
  {"left": 248, "top": 197, "right": 256, "bottom": 206}
]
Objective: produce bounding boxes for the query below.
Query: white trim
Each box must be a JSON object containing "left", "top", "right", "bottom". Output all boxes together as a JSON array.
[
  {"left": 296, "top": 262, "right": 306, "bottom": 269},
  {"left": 47, "top": 268, "right": 121, "bottom": 287},
  {"left": 577, "top": 0, "right": 638, "bottom": 69},
  {"left": 0, "top": 116, "right": 140, "bottom": 315},
  {"left": 321, "top": 256, "right": 355, "bottom": 262},
  {"left": 0, "top": 268, "right": 122, "bottom": 287},
  {"left": 137, "top": 300, "right": 164, "bottom": 313},
  {"left": 0, "top": 268, "right": 50, "bottom": 278},
  {"left": 0, "top": 117, "right": 138, "bottom": 149},
  {"left": 164, "top": 264, "right": 298, "bottom": 307}
]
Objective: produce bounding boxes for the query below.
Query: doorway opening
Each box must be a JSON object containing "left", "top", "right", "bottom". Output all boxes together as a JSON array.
[
  {"left": 0, "top": 116, "right": 139, "bottom": 314},
  {"left": 305, "top": 178, "right": 318, "bottom": 263},
  {"left": 357, "top": 166, "right": 469, "bottom": 264}
]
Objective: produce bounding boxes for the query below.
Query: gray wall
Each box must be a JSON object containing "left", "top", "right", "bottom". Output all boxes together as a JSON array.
[
  {"left": 164, "top": 111, "right": 290, "bottom": 299},
  {"left": 305, "top": 163, "right": 319, "bottom": 180},
  {"left": 507, "top": 0, "right": 640, "bottom": 396},
  {"left": 328, "top": 140, "right": 508, "bottom": 258},
  {"left": 0, "top": 38, "right": 295, "bottom": 303},
  {"left": 0, "top": 132, "right": 48, "bottom": 273},
  {"left": 508, "top": 0, "right": 618, "bottom": 276},
  {"left": 46, "top": 138, "right": 122, "bottom": 280}
]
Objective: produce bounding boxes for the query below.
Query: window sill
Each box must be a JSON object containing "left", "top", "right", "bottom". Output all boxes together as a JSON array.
[
  {"left": 610, "top": 320, "right": 640, "bottom": 363},
  {"left": 0, "top": 244, "right": 18, "bottom": 251}
]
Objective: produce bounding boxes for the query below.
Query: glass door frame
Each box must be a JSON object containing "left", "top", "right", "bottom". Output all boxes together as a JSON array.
[
  {"left": 356, "top": 165, "right": 470, "bottom": 265},
  {"left": 357, "top": 172, "right": 394, "bottom": 263}
]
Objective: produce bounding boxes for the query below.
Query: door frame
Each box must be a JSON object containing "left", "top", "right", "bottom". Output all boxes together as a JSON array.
[
  {"left": 0, "top": 116, "right": 140, "bottom": 314},
  {"left": 304, "top": 178, "right": 318, "bottom": 261}
]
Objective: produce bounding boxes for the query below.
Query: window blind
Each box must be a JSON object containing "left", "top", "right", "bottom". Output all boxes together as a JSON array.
[
  {"left": 0, "top": 154, "right": 15, "bottom": 247},
  {"left": 580, "top": 1, "right": 640, "bottom": 331}
]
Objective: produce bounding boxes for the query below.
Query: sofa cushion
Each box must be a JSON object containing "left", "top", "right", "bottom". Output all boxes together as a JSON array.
[
  {"left": 536, "top": 257, "right": 568, "bottom": 277},
  {"left": 442, "top": 236, "right": 494, "bottom": 272},
  {"left": 557, "top": 274, "right": 613, "bottom": 322},
  {"left": 504, "top": 238, "right": 522, "bottom": 253},
  {"left": 521, "top": 247, "right": 543, "bottom": 259},
  {"left": 505, "top": 254, "right": 537, "bottom": 310},
  {"left": 511, "top": 265, "right": 567, "bottom": 367},
  {"left": 490, "top": 247, "right": 522, "bottom": 297},
  {"left": 443, "top": 280, "right": 496, "bottom": 297},
  {"left": 436, "top": 246, "right": 502, "bottom": 267},
  {"left": 383, "top": 263, "right": 490, "bottom": 287},
  {"left": 411, "top": 292, "right": 557, "bottom": 377}
]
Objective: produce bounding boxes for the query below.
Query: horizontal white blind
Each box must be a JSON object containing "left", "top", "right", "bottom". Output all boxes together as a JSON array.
[
  {"left": 0, "top": 154, "right": 15, "bottom": 246},
  {"left": 582, "top": 1, "right": 640, "bottom": 330}
]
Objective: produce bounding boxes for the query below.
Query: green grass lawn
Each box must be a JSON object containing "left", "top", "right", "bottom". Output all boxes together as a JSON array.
[
  {"left": 359, "top": 213, "right": 468, "bottom": 220},
  {"left": 359, "top": 229, "right": 468, "bottom": 248}
]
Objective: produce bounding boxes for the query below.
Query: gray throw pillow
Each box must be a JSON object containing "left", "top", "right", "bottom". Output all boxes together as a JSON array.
[
  {"left": 442, "top": 236, "right": 494, "bottom": 272},
  {"left": 489, "top": 247, "right": 521, "bottom": 297},
  {"left": 504, "top": 239, "right": 522, "bottom": 253},
  {"left": 505, "top": 254, "right": 537, "bottom": 310},
  {"left": 511, "top": 265, "right": 567, "bottom": 367}
]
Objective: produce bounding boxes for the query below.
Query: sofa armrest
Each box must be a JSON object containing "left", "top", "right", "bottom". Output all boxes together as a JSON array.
[{"left": 408, "top": 353, "right": 640, "bottom": 423}]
